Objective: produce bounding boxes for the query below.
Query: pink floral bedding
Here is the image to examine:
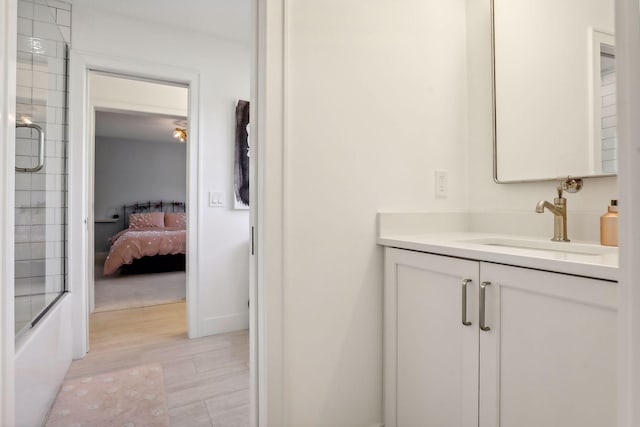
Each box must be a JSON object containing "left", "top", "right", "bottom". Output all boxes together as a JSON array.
[{"left": 103, "top": 227, "right": 186, "bottom": 275}]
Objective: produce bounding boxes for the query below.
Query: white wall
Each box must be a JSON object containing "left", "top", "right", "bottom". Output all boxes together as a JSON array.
[
  {"left": 90, "top": 73, "right": 188, "bottom": 117},
  {"left": 282, "top": 1, "right": 469, "bottom": 425},
  {"left": 72, "top": 5, "right": 251, "bottom": 335},
  {"left": 94, "top": 136, "right": 187, "bottom": 252},
  {"left": 466, "top": 0, "right": 618, "bottom": 238}
]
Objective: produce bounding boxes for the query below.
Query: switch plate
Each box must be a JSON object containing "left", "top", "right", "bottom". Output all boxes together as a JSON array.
[
  {"left": 209, "top": 191, "right": 226, "bottom": 207},
  {"left": 435, "top": 170, "right": 448, "bottom": 198}
]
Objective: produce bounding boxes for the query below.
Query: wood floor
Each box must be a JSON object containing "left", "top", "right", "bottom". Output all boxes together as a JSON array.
[{"left": 61, "top": 301, "right": 249, "bottom": 427}]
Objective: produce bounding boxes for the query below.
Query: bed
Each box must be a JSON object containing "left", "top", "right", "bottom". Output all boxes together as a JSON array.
[{"left": 103, "top": 201, "right": 186, "bottom": 275}]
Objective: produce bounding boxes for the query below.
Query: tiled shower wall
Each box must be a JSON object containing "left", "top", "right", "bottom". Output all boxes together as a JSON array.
[{"left": 14, "top": 0, "right": 70, "bottom": 335}]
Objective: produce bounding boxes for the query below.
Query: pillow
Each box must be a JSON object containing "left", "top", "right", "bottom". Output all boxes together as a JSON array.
[
  {"left": 129, "top": 212, "right": 165, "bottom": 229},
  {"left": 165, "top": 212, "right": 187, "bottom": 229}
]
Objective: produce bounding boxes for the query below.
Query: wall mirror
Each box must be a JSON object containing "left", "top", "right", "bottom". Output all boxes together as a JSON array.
[{"left": 492, "top": 0, "right": 616, "bottom": 182}]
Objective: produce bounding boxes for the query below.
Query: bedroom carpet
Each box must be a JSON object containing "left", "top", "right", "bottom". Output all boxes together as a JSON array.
[{"left": 95, "top": 267, "right": 186, "bottom": 312}]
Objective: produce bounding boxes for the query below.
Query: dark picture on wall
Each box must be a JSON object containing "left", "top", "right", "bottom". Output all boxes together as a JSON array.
[{"left": 234, "top": 100, "right": 250, "bottom": 209}]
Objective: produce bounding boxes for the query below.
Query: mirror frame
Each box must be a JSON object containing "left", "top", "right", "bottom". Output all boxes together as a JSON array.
[{"left": 490, "top": 0, "right": 618, "bottom": 184}]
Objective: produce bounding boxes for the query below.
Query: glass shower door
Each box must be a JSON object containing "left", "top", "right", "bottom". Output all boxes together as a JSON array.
[{"left": 14, "top": 0, "right": 69, "bottom": 337}]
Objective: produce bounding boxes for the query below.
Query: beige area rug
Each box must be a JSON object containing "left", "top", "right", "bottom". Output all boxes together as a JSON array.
[
  {"left": 46, "top": 364, "right": 170, "bottom": 427},
  {"left": 94, "top": 269, "right": 186, "bottom": 313}
]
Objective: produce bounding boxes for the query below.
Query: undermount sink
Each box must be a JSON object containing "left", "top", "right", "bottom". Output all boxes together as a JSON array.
[{"left": 457, "top": 237, "right": 617, "bottom": 257}]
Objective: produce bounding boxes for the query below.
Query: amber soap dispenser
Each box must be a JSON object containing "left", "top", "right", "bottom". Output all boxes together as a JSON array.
[{"left": 600, "top": 199, "right": 618, "bottom": 246}]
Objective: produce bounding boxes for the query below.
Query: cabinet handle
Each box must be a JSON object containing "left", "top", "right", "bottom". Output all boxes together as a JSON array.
[
  {"left": 480, "top": 281, "right": 491, "bottom": 331},
  {"left": 461, "top": 279, "right": 472, "bottom": 326}
]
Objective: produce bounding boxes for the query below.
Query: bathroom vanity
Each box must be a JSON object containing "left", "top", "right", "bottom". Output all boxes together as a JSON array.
[{"left": 379, "top": 231, "right": 618, "bottom": 427}]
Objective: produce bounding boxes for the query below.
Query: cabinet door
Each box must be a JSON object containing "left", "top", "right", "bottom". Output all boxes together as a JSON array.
[
  {"left": 384, "top": 248, "right": 479, "bottom": 427},
  {"left": 478, "top": 263, "right": 617, "bottom": 427}
]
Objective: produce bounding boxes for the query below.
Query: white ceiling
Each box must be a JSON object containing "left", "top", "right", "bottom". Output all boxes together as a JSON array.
[
  {"left": 71, "top": 0, "right": 251, "bottom": 44},
  {"left": 95, "top": 111, "right": 187, "bottom": 144}
]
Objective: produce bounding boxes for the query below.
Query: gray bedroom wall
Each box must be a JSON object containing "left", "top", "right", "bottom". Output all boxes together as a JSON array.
[{"left": 94, "top": 136, "right": 186, "bottom": 253}]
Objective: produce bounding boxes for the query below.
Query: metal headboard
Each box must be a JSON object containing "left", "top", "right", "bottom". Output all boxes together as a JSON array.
[{"left": 123, "top": 200, "right": 186, "bottom": 229}]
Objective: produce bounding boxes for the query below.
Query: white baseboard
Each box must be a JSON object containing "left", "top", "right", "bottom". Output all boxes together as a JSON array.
[{"left": 198, "top": 311, "right": 249, "bottom": 337}]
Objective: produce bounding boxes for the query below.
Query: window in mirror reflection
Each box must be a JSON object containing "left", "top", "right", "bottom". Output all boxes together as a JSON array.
[
  {"left": 591, "top": 28, "right": 616, "bottom": 175},
  {"left": 599, "top": 45, "right": 616, "bottom": 174}
]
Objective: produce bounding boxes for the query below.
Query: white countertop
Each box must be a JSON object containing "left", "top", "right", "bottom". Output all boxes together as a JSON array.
[{"left": 377, "top": 232, "right": 618, "bottom": 282}]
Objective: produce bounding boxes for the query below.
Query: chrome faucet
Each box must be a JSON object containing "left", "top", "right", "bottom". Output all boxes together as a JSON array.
[{"left": 535, "top": 177, "right": 583, "bottom": 242}]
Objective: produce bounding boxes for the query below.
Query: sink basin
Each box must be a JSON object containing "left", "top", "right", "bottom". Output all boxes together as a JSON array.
[{"left": 457, "top": 237, "right": 616, "bottom": 257}]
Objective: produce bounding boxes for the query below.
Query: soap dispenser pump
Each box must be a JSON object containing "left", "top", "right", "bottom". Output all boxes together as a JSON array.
[{"left": 600, "top": 200, "right": 618, "bottom": 247}]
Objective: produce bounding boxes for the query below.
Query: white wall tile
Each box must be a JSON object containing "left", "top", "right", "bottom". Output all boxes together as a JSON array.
[
  {"left": 17, "top": 1, "right": 33, "bottom": 19},
  {"left": 45, "top": 190, "right": 64, "bottom": 207},
  {"left": 16, "top": 68, "right": 32, "bottom": 87},
  {"left": 46, "top": 71, "right": 57, "bottom": 90},
  {"left": 17, "top": 52, "right": 32, "bottom": 70},
  {"left": 45, "top": 241, "right": 63, "bottom": 258},
  {"left": 15, "top": 244, "right": 31, "bottom": 262},
  {"left": 31, "top": 173, "right": 45, "bottom": 190},
  {"left": 54, "top": 208, "right": 65, "bottom": 225},
  {"left": 15, "top": 261, "right": 31, "bottom": 279},
  {"left": 31, "top": 243, "right": 45, "bottom": 259},
  {"left": 48, "top": 1, "right": 71, "bottom": 11},
  {"left": 14, "top": 209, "right": 30, "bottom": 226},
  {"left": 16, "top": 86, "right": 31, "bottom": 104},
  {"left": 18, "top": 17, "right": 32, "bottom": 35},
  {"left": 30, "top": 191, "right": 46, "bottom": 207},
  {"left": 56, "top": 75, "right": 65, "bottom": 92},
  {"left": 31, "top": 259, "right": 46, "bottom": 277},
  {"left": 59, "top": 26, "right": 70, "bottom": 44},
  {"left": 15, "top": 279, "right": 32, "bottom": 296},
  {"left": 15, "top": 226, "right": 31, "bottom": 243},
  {"left": 56, "top": 9, "right": 70, "bottom": 27},
  {"left": 31, "top": 104, "right": 46, "bottom": 122},
  {"left": 47, "top": 123, "right": 63, "bottom": 140},
  {"left": 45, "top": 140, "right": 56, "bottom": 157},
  {"left": 15, "top": 156, "right": 34, "bottom": 171},
  {"left": 32, "top": 87, "right": 46, "bottom": 105},
  {"left": 47, "top": 90, "right": 64, "bottom": 108},
  {"left": 15, "top": 138, "right": 33, "bottom": 156},
  {"left": 15, "top": 191, "right": 31, "bottom": 208},
  {"left": 30, "top": 276, "right": 45, "bottom": 294},
  {"left": 15, "top": 173, "right": 31, "bottom": 191},
  {"left": 45, "top": 260, "right": 62, "bottom": 276},
  {"left": 33, "top": 4, "right": 55, "bottom": 24},
  {"left": 31, "top": 208, "right": 46, "bottom": 224},
  {"left": 30, "top": 225, "right": 46, "bottom": 242},
  {"left": 45, "top": 225, "right": 64, "bottom": 242}
]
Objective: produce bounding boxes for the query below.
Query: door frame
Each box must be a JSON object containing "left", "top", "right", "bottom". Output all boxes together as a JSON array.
[
  {"left": 616, "top": 0, "right": 640, "bottom": 425},
  {"left": 0, "top": 0, "right": 16, "bottom": 425},
  {"left": 85, "top": 78, "right": 189, "bottom": 315},
  {"left": 68, "top": 52, "right": 201, "bottom": 358}
]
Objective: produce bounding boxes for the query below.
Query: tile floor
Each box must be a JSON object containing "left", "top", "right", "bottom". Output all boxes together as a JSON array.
[{"left": 58, "top": 302, "right": 249, "bottom": 427}]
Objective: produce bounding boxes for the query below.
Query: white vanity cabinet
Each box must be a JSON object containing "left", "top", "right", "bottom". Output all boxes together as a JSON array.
[{"left": 384, "top": 247, "right": 618, "bottom": 427}]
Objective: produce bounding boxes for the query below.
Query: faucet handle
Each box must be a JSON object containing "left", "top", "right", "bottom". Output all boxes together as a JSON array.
[{"left": 557, "top": 177, "right": 583, "bottom": 196}]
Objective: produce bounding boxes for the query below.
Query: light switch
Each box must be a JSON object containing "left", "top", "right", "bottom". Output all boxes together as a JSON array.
[
  {"left": 209, "top": 191, "right": 226, "bottom": 207},
  {"left": 435, "top": 170, "right": 448, "bottom": 198}
]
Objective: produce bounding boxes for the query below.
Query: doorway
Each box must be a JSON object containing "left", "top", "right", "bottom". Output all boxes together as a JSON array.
[
  {"left": 89, "top": 74, "right": 188, "bottom": 317},
  {"left": 65, "top": 50, "right": 254, "bottom": 425}
]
